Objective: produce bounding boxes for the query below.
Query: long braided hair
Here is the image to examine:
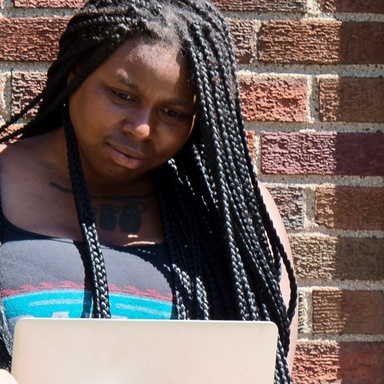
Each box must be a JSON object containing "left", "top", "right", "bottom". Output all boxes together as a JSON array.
[{"left": 0, "top": 0, "right": 297, "bottom": 382}]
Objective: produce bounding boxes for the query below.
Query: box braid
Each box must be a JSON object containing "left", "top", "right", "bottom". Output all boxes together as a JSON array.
[{"left": 0, "top": 0, "right": 297, "bottom": 381}]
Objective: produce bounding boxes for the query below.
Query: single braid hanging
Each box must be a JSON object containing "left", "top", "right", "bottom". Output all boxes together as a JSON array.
[{"left": 62, "top": 104, "right": 111, "bottom": 318}]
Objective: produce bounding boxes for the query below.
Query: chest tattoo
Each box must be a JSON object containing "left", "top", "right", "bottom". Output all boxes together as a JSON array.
[{"left": 50, "top": 182, "right": 150, "bottom": 234}]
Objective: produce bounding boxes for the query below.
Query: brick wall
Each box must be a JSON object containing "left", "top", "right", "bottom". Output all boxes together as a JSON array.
[
  {"left": 219, "top": 0, "right": 384, "bottom": 382},
  {"left": 0, "top": 0, "right": 383, "bottom": 382}
]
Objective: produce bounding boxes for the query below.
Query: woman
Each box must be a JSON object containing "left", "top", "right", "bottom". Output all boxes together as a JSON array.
[{"left": 0, "top": 0, "right": 297, "bottom": 382}]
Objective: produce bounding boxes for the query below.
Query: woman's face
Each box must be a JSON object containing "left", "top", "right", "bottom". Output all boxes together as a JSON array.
[{"left": 68, "top": 38, "right": 196, "bottom": 187}]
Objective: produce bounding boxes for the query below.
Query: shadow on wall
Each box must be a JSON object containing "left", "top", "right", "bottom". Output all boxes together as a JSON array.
[
  {"left": 290, "top": 214, "right": 384, "bottom": 382},
  {"left": 265, "top": 94, "right": 384, "bottom": 383},
  {"left": 292, "top": 341, "right": 384, "bottom": 383}
]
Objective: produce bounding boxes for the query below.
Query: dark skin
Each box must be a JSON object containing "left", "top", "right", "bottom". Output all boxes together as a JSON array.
[
  {"left": 0, "top": 131, "right": 164, "bottom": 247},
  {"left": 0, "top": 39, "right": 196, "bottom": 247},
  {"left": 49, "top": 181, "right": 151, "bottom": 235}
]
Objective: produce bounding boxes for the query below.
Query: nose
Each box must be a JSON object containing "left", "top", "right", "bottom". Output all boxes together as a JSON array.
[{"left": 122, "top": 107, "right": 153, "bottom": 139}]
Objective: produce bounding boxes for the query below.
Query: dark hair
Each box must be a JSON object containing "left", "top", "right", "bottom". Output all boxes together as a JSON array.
[{"left": 0, "top": 0, "right": 297, "bottom": 382}]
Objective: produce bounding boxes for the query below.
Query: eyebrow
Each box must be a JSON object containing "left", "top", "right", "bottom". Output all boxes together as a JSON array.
[
  {"left": 116, "top": 73, "right": 195, "bottom": 108},
  {"left": 116, "top": 74, "right": 139, "bottom": 90}
]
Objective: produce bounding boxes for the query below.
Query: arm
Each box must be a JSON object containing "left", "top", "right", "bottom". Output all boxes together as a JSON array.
[{"left": 258, "top": 182, "right": 298, "bottom": 372}]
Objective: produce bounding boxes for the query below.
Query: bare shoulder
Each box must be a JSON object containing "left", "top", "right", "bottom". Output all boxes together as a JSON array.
[
  {"left": 0, "top": 140, "right": 32, "bottom": 172},
  {"left": 0, "top": 143, "right": 13, "bottom": 175},
  {"left": 257, "top": 181, "right": 290, "bottom": 251}
]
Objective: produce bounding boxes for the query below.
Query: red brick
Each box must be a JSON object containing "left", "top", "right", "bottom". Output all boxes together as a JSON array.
[
  {"left": 332, "top": 133, "right": 384, "bottom": 175},
  {"left": 293, "top": 341, "right": 384, "bottom": 384},
  {"left": 261, "top": 132, "right": 384, "bottom": 176},
  {"left": 319, "top": 78, "right": 384, "bottom": 123},
  {"left": 262, "top": 132, "right": 335, "bottom": 175},
  {"left": 227, "top": 20, "right": 256, "bottom": 64},
  {"left": 267, "top": 187, "right": 305, "bottom": 230},
  {"left": 14, "top": 0, "right": 82, "bottom": 7},
  {"left": 239, "top": 78, "right": 307, "bottom": 122},
  {"left": 291, "top": 235, "right": 384, "bottom": 281},
  {"left": 245, "top": 130, "right": 255, "bottom": 161},
  {"left": 313, "top": 289, "right": 384, "bottom": 334},
  {"left": 339, "top": 23, "right": 384, "bottom": 64},
  {"left": 258, "top": 21, "right": 384, "bottom": 64},
  {"left": 212, "top": 0, "right": 306, "bottom": 12},
  {"left": 320, "top": 0, "right": 384, "bottom": 13},
  {"left": 11, "top": 72, "right": 46, "bottom": 117},
  {"left": 0, "top": 18, "right": 67, "bottom": 62},
  {"left": 315, "top": 186, "right": 384, "bottom": 230}
]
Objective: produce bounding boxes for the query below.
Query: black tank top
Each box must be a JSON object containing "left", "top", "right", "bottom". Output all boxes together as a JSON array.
[{"left": 0, "top": 214, "right": 176, "bottom": 335}]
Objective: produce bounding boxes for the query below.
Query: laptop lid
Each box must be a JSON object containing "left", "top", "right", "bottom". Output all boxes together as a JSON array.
[{"left": 12, "top": 318, "right": 278, "bottom": 384}]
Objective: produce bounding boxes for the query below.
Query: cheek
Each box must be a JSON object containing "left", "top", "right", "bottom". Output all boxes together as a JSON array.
[
  {"left": 69, "top": 96, "right": 106, "bottom": 141},
  {"left": 69, "top": 81, "right": 109, "bottom": 126},
  {"left": 161, "top": 124, "right": 194, "bottom": 156}
]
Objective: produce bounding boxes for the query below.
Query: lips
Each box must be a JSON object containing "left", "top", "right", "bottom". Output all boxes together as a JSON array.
[{"left": 105, "top": 142, "right": 148, "bottom": 169}]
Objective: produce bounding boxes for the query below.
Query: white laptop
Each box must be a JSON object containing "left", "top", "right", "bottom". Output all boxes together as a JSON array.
[{"left": 12, "top": 318, "right": 278, "bottom": 384}]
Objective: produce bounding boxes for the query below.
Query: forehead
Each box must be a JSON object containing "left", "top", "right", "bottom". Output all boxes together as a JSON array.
[
  {"left": 124, "top": 38, "right": 182, "bottom": 66},
  {"left": 101, "top": 37, "right": 189, "bottom": 78},
  {"left": 91, "top": 37, "right": 195, "bottom": 103}
]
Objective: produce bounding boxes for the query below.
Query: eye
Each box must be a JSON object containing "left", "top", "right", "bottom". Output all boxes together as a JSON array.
[
  {"left": 162, "top": 108, "right": 183, "bottom": 118},
  {"left": 110, "top": 89, "right": 135, "bottom": 102}
]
